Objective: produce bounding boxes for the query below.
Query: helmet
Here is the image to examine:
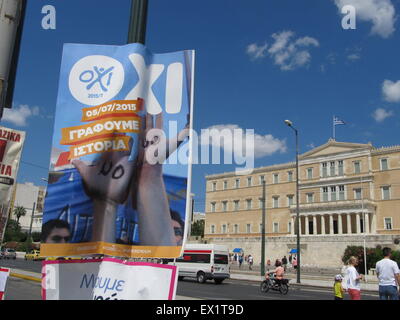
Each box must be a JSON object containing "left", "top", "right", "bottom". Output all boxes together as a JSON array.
[{"left": 335, "top": 274, "right": 343, "bottom": 281}]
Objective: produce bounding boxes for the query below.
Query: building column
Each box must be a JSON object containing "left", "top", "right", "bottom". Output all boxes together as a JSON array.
[
  {"left": 298, "top": 216, "right": 302, "bottom": 235},
  {"left": 305, "top": 216, "right": 309, "bottom": 235},
  {"left": 371, "top": 213, "right": 376, "bottom": 234},
  {"left": 321, "top": 215, "right": 326, "bottom": 235},
  {"left": 356, "top": 212, "right": 361, "bottom": 234},
  {"left": 313, "top": 215, "right": 317, "bottom": 235},
  {"left": 338, "top": 214, "right": 343, "bottom": 235},
  {"left": 329, "top": 214, "right": 334, "bottom": 235},
  {"left": 347, "top": 213, "right": 351, "bottom": 234},
  {"left": 364, "top": 212, "right": 370, "bottom": 234},
  {"left": 291, "top": 216, "right": 295, "bottom": 235}
]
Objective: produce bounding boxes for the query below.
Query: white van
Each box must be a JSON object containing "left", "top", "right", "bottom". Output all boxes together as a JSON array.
[{"left": 171, "top": 244, "right": 230, "bottom": 284}]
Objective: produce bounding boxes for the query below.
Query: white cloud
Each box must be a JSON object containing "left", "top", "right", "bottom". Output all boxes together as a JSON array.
[
  {"left": 347, "top": 53, "right": 361, "bottom": 61},
  {"left": 246, "top": 30, "right": 319, "bottom": 71},
  {"left": 246, "top": 43, "right": 268, "bottom": 60},
  {"left": 372, "top": 108, "right": 394, "bottom": 122},
  {"left": 382, "top": 80, "right": 400, "bottom": 102},
  {"left": 334, "top": 0, "right": 396, "bottom": 38},
  {"left": 200, "top": 124, "right": 287, "bottom": 159},
  {"left": 2, "top": 104, "right": 40, "bottom": 127},
  {"left": 268, "top": 31, "right": 319, "bottom": 71}
]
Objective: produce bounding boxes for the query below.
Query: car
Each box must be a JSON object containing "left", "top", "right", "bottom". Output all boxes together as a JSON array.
[
  {"left": 2, "top": 248, "right": 17, "bottom": 259},
  {"left": 25, "top": 250, "right": 43, "bottom": 261}
]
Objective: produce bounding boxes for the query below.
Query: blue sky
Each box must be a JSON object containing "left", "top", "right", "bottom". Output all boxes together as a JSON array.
[{"left": 1, "top": 0, "right": 400, "bottom": 212}]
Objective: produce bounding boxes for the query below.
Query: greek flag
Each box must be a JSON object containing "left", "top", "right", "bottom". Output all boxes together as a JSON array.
[{"left": 333, "top": 117, "right": 346, "bottom": 125}]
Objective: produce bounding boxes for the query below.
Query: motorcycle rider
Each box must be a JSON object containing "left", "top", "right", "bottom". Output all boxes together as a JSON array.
[{"left": 265, "top": 260, "right": 285, "bottom": 286}]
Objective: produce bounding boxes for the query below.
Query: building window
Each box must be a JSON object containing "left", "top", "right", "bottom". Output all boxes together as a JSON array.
[
  {"left": 211, "top": 202, "right": 216, "bottom": 212},
  {"left": 287, "top": 195, "right": 294, "bottom": 206},
  {"left": 223, "top": 180, "right": 228, "bottom": 190},
  {"left": 380, "top": 158, "right": 389, "bottom": 171},
  {"left": 235, "top": 179, "right": 240, "bottom": 188},
  {"left": 338, "top": 185, "right": 345, "bottom": 201},
  {"left": 330, "top": 161, "right": 336, "bottom": 176},
  {"left": 330, "top": 186, "right": 337, "bottom": 201},
  {"left": 338, "top": 160, "right": 344, "bottom": 176},
  {"left": 247, "top": 177, "right": 252, "bottom": 187},
  {"left": 354, "top": 188, "right": 362, "bottom": 200},
  {"left": 288, "top": 171, "right": 293, "bottom": 182},
  {"left": 384, "top": 217, "right": 393, "bottom": 230},
  {"left": 322, "top": 187, "right": 329, "bottom": 202},
  {"left": 246, "top": 199, "right": 252, "bottom": 210},
  {"left": 211, "top": 225, "right": 215, "bottom": 234},
  {"left": 212, "top": 182, "right": 217, "bottom": 191},
  {"left": 354, "top": 161, "right": 361, "bottom": 174},
  {"left": 322, "top": 162, "right": 328, "bottom": 178},
  {"left": 381, "top": 186, "right": 391, "bottom": 200},
  {"left": 273, "top": 174, "right": 279, "bottom": 184},
  {"left": 273, "top": 196, "right": 279, "bottom": 208},
  {"left": 259, "top": 175, "right": 265, "bottom": 185},
  {"left": 259, "top": 198, "right": 264, "bottom": 209},
  {"left": 273, "top": 222, "right": 279, "bottom": 233},
  {"left": 222, "top": 201, "right": 228, "bottom": 212},
  {"left": 234, "top": 224, "right": 239, "bottom": 233},
  {"left": 222, "top": 224, "right": 227, "bottom": 233},
  {"left": 288, "top": 222, "right": 292, "bottom": 233},
  {"left": 307, "top": 168, "right": 313, "bottom": 179},
  {"left": 307, "top": 193, "right": 314, "bottom": 203},
  {"left": 234, "top": 200, "right": 240, "bottom": 211},
  {"left": 246, "top": 224, "right": 251, "bottom": 233}
]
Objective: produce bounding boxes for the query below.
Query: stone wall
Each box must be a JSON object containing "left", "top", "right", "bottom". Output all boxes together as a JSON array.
[{"left": 204, "top": 235, "right": 400, "bottom": 268}]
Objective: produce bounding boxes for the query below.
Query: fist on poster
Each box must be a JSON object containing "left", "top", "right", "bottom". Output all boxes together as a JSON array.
[{"left": 41, "top": 43, "right": 194, "bottom": 258}]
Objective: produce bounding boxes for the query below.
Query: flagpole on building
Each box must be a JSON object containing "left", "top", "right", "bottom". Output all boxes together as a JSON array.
[{"left": 333, "top": 115, "right": 335, "bottom": 140}]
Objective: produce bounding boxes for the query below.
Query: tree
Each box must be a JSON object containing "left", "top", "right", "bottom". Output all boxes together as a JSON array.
[
  {"left": 191, "top": 220, "right": 204, "bottom": 237},
  {"left": 3, "top": 219, "right": 26, "bottom": 242},
  {"left": 13, "top": 206, "right": 27, "bottom": 224}
]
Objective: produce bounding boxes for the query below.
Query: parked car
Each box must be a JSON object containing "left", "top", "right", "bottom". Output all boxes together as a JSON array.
[
  {"left": 1, "top": 248, "right": 17, "bottom": 259},
  {"left": 25, "top": 250, "right": 43, "bottom": 261}
]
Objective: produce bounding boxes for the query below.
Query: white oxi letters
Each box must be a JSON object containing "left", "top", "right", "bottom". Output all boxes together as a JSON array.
[{"left": 125, "top": 54, "right": 184, "bottom": 115}]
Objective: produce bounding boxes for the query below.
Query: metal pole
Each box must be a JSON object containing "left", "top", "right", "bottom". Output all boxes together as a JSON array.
[
  {"left": 127, "top": 0, "right": 149, "bottom": 44},
  {"left": 26, "top": 202, "right": 35, "bottom": 253},
  {"left": 261, "top": 180, "right": 266, "bottom": 277},
  {"left": 295, "top": 128, "right": 301, "bottom": 284},
  {"left": 361, "top": 177, "right": 367, "bottom": 281}
]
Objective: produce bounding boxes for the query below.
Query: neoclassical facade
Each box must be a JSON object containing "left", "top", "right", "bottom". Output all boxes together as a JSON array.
[{"left": 204, "top": 140, "right": 400, "bottom": 267}]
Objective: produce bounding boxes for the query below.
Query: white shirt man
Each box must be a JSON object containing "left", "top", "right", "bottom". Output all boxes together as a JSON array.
[{"left": 376, "top": 247, "right": 400, "bottom": 300}]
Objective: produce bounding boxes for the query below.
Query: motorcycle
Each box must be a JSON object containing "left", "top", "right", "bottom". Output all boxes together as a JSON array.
[{"left": 260, "top": 276, "right": 290, "bottom": 295}]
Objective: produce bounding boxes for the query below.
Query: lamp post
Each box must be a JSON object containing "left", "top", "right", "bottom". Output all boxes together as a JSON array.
[
  {"left": 284, "top": 119, "right": 301, "bottom": 284},
  {"left": 260, "top": 179, "right": 266, "bottom": 277},
  {"left": 127, "top": 0, "right": 149, "bottom": 44}
]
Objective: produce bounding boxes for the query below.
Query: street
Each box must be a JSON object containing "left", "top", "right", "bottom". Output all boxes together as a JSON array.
[{"left": 0, "top": 259, "right": 380, "bottom": 300}]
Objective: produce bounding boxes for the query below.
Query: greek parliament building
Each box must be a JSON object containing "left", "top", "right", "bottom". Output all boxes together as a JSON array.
[{"left": 204, "top": 140, "right": 400, "bottom": 267}]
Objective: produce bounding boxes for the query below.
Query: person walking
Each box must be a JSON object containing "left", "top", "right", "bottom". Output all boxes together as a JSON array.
[
  {"left": 376, "top": 247, "right": 400, "bottom": 300},
  {"left": 238, "top": 253, "right": 244, "bottom": 269},
  {"left": 292, "top": 256, "right": 298, "bottom": 273},
  {"left": 248, "top": 254, "right": 254, "bottom": 270},
  {"left": 333, "top": 274, "right": 345, "bottom": 300},
  {"left": 345, "top": 256, "right": 363, "bottom": 300},
  {"left": 282, "top": 255, "right": 288, "bottom": 272}
]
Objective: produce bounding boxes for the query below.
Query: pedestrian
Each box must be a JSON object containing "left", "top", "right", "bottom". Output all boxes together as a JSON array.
[
  {"left": 289, "top": 254, "right": 292, "bottom": 265},
  {"left": 266, "top": 259, "right": 271, "bottom": 271},
  {"left": 282, "top": 255, "right": 288, "bottom": 272},
  {"left": 376, "top": 247, "right": 400, "bottom": 300},
  {"left": 345, "top": 256, "right": 363, "bottom": 300},
  {"left": 275, "top": 259, "right": 281, "bottom": 267},
  {"left": 333, "top": 274, "right": 345, "bottom": 300},
  {"left": 292, "top": 257, "right": 297, "bottom": 272},
  {"left": 248, "top": 254, "right": 254, "bottom": 270},
  {"left": 238, "top": 253, "right": 243, "bottom": 268}
]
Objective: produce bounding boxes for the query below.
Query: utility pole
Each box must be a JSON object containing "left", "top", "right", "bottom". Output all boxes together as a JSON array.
[
  {"left": 26, "top": 202, "right": 36, "bottom": 253},
  {"left": 260, "top": 179, "right": 266, "bottom": 277},
  {"left": 127, "top": 0, "right": 149, "bottom": 44}
]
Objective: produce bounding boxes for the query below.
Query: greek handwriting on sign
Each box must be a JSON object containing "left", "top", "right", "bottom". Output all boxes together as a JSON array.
[{"left": 99, "top": 161, "right": 125, "bottom": 180}]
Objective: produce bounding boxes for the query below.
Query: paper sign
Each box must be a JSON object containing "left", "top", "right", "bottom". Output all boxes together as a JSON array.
[
  {"left": 0, "top": 267, "right": 10, "bottom": 300},
  {"left": 42, "top": 258, "right": 178, "bottom": 300}
]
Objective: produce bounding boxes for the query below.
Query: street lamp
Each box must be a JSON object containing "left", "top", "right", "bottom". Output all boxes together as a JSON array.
[{"left": 284, "top": 119, "right": 301, "bottom": 284}]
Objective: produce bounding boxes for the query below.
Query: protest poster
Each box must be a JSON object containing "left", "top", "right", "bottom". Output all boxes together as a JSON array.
[
  {"left": 42, "top": 258, "right": 178, "bottom": 300},
  {"left": 41, "top": 43, "right": 194, "bottom": 258},
  {"left": 0, "top": 126, "right": 26, "bottom": 243},
  {"left": 0, "top": 267, "right": 10, "bottom": 300}
]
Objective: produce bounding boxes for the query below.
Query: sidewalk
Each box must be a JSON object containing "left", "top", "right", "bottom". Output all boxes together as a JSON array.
[{"left": 230, "top": 264, "right": 380, "bottom": 292}]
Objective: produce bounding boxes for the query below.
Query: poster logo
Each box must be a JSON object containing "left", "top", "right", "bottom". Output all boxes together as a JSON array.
[{"left": 69, "top": 55, "right": 125, "bottom": 106}]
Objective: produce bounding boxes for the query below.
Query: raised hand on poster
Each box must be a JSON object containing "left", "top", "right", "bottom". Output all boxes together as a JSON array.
[
  {"left": 135, "top": 112, "right": 189, "bottom": 246},
  {"left": 72, "top": 139, "right": 137, "bottom": 243}
]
